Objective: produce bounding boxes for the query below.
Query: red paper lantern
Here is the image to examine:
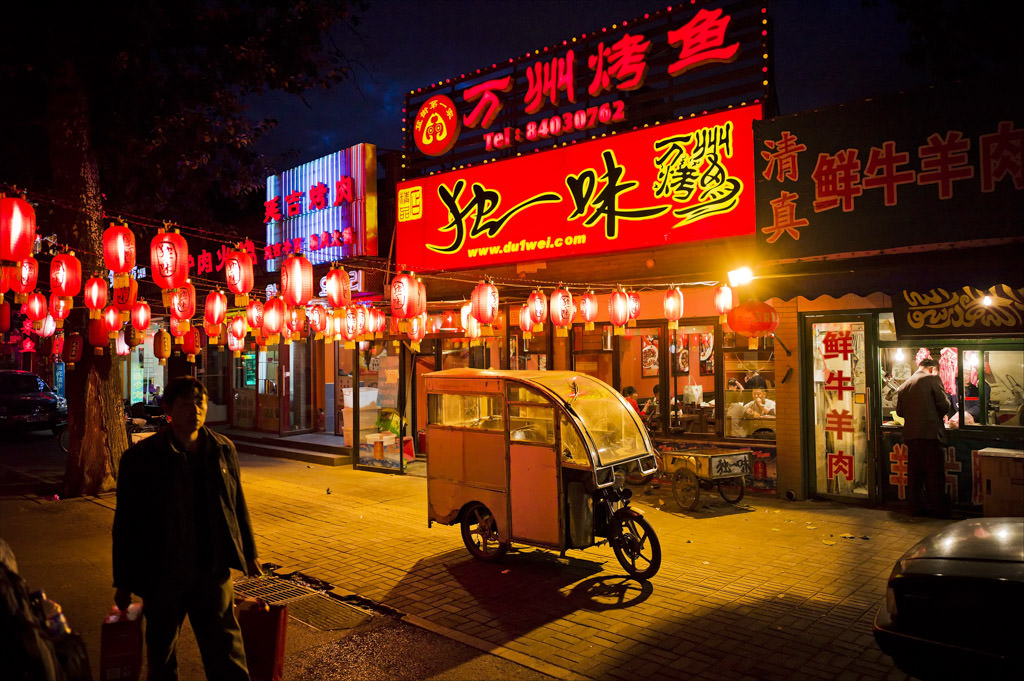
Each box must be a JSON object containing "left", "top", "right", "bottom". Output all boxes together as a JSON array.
[
  {"left": 663, "top": 287, "right": 684, "bottom": 329},
  {"left": 280, "top": 254, "right": 313, "bottom": 308},
  {"left": 229, "top": 315, "right": 247, "bottom": 340},
  {"left": 246, "top": 299, "right": 264, "bottom": 330},
  {"left": 727, "top": 300, "right": 780, "bottom": 346},
  {"left": 204, "top": 321, "right": 223, "bottom": 345},
  {"left": 49, "top": 253, "right": 82, "bottom": 298},
  {"left": 407, "top": 312, "right": 427, "bottom": 350},
  {"left": 62, "top": 331, "right": 83, "bottom": 368},
  {"left": 390, "top": 273, "right": 418, "bottom": 319},
  {"left": 263, "top": 297, "right": 286, "bottom": 337},
  {"left": 88, "top": 318, "right": 108, "bottom": 354},
  {"left": 115, "top": 330, "right": 130, "bottom": 359},
  {"left": 182, "top": 327, "right": 202, "bottom": 362},
  {"left": 1, "top": 196, "right": 37, "bottom": 263},
  {"left": 527, "top": 289, "right": 548, "bottom": 332},
  {"left": 84, "top": 276, "right": 108, "bottom": 319},
  {"left": 150, "top": 229, "right": 189, "bottom": 291},
  {"left": 102, "top": 305, "right": 122, "bottom": 339},
  {"left": 11, "top": 257, "right": 38, "bottom": 302},
  {"left": 52, "top": 332, "right": 65, "bottom": 357},
  {"left": 578, "top": 290, "right": 599, "bottom": 330},
  {"left": 367, "top": 307, "right": 385, "bottom": 337},
  {"left": 131, "top": 300, "right": 151, "bottom": 331},
  {"left": 714, "top": 285, "right": 736, "bottom": 321},
  {"left": 25, "top": 292, "right": 47, "bottom": 328},
  {"left": 153, "top": 328, "right": 172, "bottom": 365},
  {"left": 171, "top": 282, "right": 196, "bottom": 320},
  {"left": 224, "top": 247, "right": 254, "bottom": 306},
  {"left": 0, "top": 301, "right": 9, "bottom": 334},
  {"left": 608, "top": 289, "right": 630, "bottom": 333},
  {"left": 205, "top": 290, "right": 227, "bottom": 327},
  {"left": 627, "top": 290, "right": 641, "bottom": 327},
  {"left": 286, "top": 307, "right": 305, "bottom": 338},
  {"left": 470, "top": 280, "right": 500, "bottom": 325},
  {"left": 549, "top": 287, "right": 575, "bottom": 336},
  {"left": 325, "top": 266, "right": 351, "bottom": 308},
  {"left": 103, "top": 223, "right": 136, "bottom": 287},
  {"left": 228, "top": 332, "right": 245, "bottom": 356},
  {"left": 0, "top": 265, "right": 9, "bottom": 294},
  {"left": 112, "top": 278, "right": 138, "bottom": 321},
  {"left": 48, "top": 294, "right": 72, "bottom": 328},
  {"left": 308, "top": 304, "right": 328, "bottom": 338},
  {"left": 125, "top": 326, "right": 144, "bottom": 348},
  {"left": 37, "top": 315, "right": 56, "bottom": 338}
]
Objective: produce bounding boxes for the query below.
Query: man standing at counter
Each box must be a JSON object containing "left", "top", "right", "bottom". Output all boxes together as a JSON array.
[{"left": 896, "top": 358, "right": 952, "bottom": 518}]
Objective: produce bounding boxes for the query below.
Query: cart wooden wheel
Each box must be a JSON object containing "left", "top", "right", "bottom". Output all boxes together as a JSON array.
[
  {"left": 461, "top": 502, "right": 508, "bottom": 561},
  {"left": 672, "top": 468, "right": 700, "bottom": 510},
  {"left": 717, "top": 477, "right": 746, "bottom": 504}
]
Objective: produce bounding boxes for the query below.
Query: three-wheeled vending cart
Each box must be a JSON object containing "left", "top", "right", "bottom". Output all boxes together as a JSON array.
[
  {"left": 660, "top": 447, "right": 753, "bottom": 510},
  {"left": 425, "top": 369, "right": 662, "bottom": 580}
]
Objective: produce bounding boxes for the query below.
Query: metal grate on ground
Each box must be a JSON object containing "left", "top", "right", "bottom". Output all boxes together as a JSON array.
[{"left": 234, "top": 575, "right": 370, "bottom": 631}]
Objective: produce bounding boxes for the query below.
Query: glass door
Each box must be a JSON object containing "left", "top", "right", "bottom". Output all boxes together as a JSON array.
[{"left": 804, "top": 314, "right": 878, "bottom": 501}]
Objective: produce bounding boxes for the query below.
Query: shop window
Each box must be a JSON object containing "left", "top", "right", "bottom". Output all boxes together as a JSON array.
[
  {"left": 620, "top": 325, "right": 664, "bottom": 432},
  {"left": 427, "top": 393, "right": 504, "bottom": 430},
  {"left": 668, "top": 325, "right": 716, "bottom": 435},
  {"left": 973, "top": 350, "right": 1024, "bottom": 427},
  {"left": 722, "top": 332, "right": 776, "bottom": 441},
  {"left": 510, "top": 329, "right": 548, "bottom": 370},
  {"left": 571, "top": 325, "right": 613, "bottom": 386}
]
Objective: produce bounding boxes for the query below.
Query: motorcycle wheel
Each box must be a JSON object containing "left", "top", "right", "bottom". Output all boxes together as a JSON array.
[
  {"left": 718, "top": 477, "right": 746, "bottom": 504},
  {"left": 460, "top": 502, "right": 508, "bottom": 561},
  {"left": 55, "top": 426, "right": 69, "bottom": 454},
  {"left": 672, "top": 468, "right": 700, "bottom": 510},
  {"left": 611, "top": 513, "right": 661, "bottom": 581}
]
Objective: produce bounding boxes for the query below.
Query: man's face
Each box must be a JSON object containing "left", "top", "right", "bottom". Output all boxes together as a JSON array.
[
  {"left": 167, "top": 389, "right": 208, "bottom": 435},
  {"left": 753, "top": 389, "right": 767, "bottom": 402}
]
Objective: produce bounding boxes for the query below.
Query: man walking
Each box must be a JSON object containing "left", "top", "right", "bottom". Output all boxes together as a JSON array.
[
  {"left": 896, "top": 358, "right": 952, "bottom": 517},
  {"left": 113, "top": 376, "right": 261, "bottom": 680}
]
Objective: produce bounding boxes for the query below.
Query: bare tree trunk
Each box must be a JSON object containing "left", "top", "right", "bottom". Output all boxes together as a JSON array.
[{"left": 47, "top": 59, "right": 126, "bottom": 496}]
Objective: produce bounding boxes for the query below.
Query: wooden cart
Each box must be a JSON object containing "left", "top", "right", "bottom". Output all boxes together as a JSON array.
[{"left": 658, "top": 447, "right": 752, "bottom": 510}]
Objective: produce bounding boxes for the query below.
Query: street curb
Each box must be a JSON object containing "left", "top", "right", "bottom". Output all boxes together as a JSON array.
[{"left": 400, "top": 612, "right": 595, "bottom": 681}]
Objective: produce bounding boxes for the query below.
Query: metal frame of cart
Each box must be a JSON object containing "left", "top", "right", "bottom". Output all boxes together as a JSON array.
[{"left": 659, "top": 448, "right": 753, "bottom": 510}]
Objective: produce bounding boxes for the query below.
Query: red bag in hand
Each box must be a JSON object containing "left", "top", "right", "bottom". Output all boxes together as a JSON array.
[
  {"left": 100, "top": 603, "right": 143, "bottom": 681},
  {"left": 235, "top": 597, "right": 287, "bottom": 681}
]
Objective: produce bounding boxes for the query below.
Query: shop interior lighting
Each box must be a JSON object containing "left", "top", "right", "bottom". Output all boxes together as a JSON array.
[
  {"left": 982, "top": 295, "right": 993, "bottom": 306},
  {"left": 894, "top": 348, "right": 905, "bottom": 362},
  {"left": 728, "top": 267, "right": 753, "bottom": 287}
]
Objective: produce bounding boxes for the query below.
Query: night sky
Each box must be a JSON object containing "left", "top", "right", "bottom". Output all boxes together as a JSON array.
[{"left": 248, "top": 0, "right": 924, "bottom": 172}]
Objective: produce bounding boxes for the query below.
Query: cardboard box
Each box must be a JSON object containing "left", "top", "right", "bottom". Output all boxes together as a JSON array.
[{"left": 979, "top": 448, "right": 1024, "bottom": 517}]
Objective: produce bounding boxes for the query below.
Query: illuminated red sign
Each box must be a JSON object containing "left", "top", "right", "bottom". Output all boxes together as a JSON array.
[
  {"left": 397, "top": 105, "right": 759, "bottom": 271},
  {"left": 414, "top": 94, "right": 461, "bottom": 157}
]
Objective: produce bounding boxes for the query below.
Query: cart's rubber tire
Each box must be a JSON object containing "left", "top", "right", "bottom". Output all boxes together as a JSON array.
[
  {"left": 611, "top": 512, "right": 661, "bottom": 581},
  {"left": 672, "top": 468, "right": 700, "bottom": 510},
  {"left": 55, "top": 426, "right": 69, "bottom": 454},
  {"left": 718, "top": 477, "right": 746, "bottom": 504},
  {"left": 460, "top": 502, "right": 508, "bottom": 561}
]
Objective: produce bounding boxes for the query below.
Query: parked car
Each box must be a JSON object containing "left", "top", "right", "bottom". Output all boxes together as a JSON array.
[
  {"left": 0, "top": 370, "right": 68, "bottom": 434},
  {"left": 874, "top": 517, "right": 1024, "bottom": 681}
]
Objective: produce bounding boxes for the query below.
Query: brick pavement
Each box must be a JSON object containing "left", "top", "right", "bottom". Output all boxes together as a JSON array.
[{"left": 229, "top": 453, "right": 941, "bottom": 681}]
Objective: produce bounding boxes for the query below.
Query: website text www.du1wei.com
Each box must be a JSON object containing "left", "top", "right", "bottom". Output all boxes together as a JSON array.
[{"left": 468, "top": 234, "right": 587, "bottom": 258}]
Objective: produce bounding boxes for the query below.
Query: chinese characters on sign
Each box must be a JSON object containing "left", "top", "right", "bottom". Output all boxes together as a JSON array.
[{"left": 815, "top": 324, "right": 866, "bottom": 494}]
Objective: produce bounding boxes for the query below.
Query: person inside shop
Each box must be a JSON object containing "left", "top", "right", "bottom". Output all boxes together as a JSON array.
[
  {"left": 744, "top": 368, "right": 768, "bottom": 389},
  {"left": 641, "top": 385, "right": 661, "bottom": 430},
  {"left": 728, "top": 378, "right": 744, "bottom": 391},
  {"left": 113, "top": 376, "right": 262, "bottom": 681},
  {"left": 963, "top": 364, "right": 991, "bottom": 423},
  {"left": 621, "top": 386, "right": 641, "bottom": 413},
  {"left": 896, "top": 358, "right": 952, "bottom": 518},
  {"left": 744, "top": 389, "right": 776, "bottom": 419}
]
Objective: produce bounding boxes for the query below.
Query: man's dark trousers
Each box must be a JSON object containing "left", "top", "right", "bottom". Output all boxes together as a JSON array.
[
  {"left": 906, "top": 438, "right": 949, "bottom": 517},
  {"left": 143, "top": 573, "right": 248, "bottom": 681}
]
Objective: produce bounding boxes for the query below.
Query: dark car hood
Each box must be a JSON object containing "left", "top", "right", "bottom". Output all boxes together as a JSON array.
[
  {"left": 901, "top": 518, "right": 1024, "bottom": 563},
  {"left": 0, "top": 392, "right": 58, "bottom": 407}
]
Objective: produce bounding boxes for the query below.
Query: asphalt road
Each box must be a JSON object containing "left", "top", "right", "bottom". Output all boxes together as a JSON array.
[{"left": 0, "top": 428, "right": 556, "bottom": 681}]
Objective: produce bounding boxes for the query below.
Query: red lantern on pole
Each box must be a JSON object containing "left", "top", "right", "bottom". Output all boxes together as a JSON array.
[
  {"left": 263, "top": 297, "right": 286, "bottom": 338},
  {"left": 49, "top": 294, "right": 72, "bottom": 329},
  {"left": 0, "top": 265, "right": 9, "bottom": 295},
  {"left": 125, "top": 326, "right": 144, "bottom": 349},
  {"left": 608, "top": 289, "right": 629, "bottom": 335},
  {"left": 88, "top": 318, "right": 108, "bottom": 355},
  {"left": 204, "top": 321, "right": 224, "bottom": 346},
  {"left": 229, "top": 315, "right": 247, "bottom": 341},
  {"left": 153, "top": 328, "right": 172, "bottom": 365},
  {"left": 224, "top": 247, "right": 254, "bottom": 306},
  {"left": 549, "top": 287, "right": 575, "bottom": 336},
  {"left": 246, "top": 299, "right": 264, "bottom": 330},
  {"left": 115, "top": 330, "right": 130, "bottom": 360},
  {"left": 714, "top": 284, "right": 736, "bottom": 324},
  {"left": 102, "top": 305, "right": 122, "bottom": 339},
  {"left": 517, "top": 304, "right": 533, "bottom": 340},
  {"left": 182, "top": 327, "right": 202, "bottom": 363},
  {"left": 171, "top": 315, "right": 192, "bottom": 345},
  {"left": 325, "top": 265, "right": 351, "bottom": 309},
  {"left": 25, "top": 292, "right": 47, "bottom": 329},
  {"left": 626, "top": 290, "right": 641, "bottom": 328},
  {"left": 281, "top": 254, "right": 313, "bottom": 308},
  {"left": 171, "top": 282, "right": 196, "bottom": 322},
  {"left": 37, "top": 315, "right": 56, "bottom": 339},
  {"left": 527, "top": 289, "right": 548, "bottom": 332},
  {"left": 52, "top": 332, "right": 65, "bottom": 358},
  {"left": 150, "top": 229, "right": 189, "bottom": 291},
  {"left": 1, "top": 196, "right": 37, "bottom": 265},
  {"left": 727, "top": 299, "right": 780, "bottom": 349},
  {"left": 11, "top": 257, "right": 38, "bottom": 303},
  {"left": 84, "top": 276, "right": 108, "bottom": 319},
  {"left": 205, "top": 290, "right": 227, "bottom": 327},
  {"left": 663, "top": 287, "right": 684, "bottom": 330},
  {"left": 131, "top": 301, "right": 151, "bottom": 331},
  {"left": 103, "top": 222, "right": 136, "bottom": 288},
  {"left": 308, "top": 304, "right": 328, "bottom": 339},
  {"left": 62, "top": 331, "right": 83, "bottom": 369},
  {"left": 49, "top": 253, "right": 82, "bottom": 299},
  {"left": 0, "top": 301, "right": 9, "bottom": 336},
  {"left": 228, "top": 331, "right": 245, "bottom": 357},
  {"left": 470, "top": 279, "right": 500, "bottom": 325},
  {"left": 390, "top": 272, "right": 418, "bottom": 321},
  {"left": 578, "top": 290, "right": 598, "bottom": 330},
  {"left": 407, "top": 312, "right": 427, "bottom": 351},
  {"left": 112, "top": 277, "right": 138, "bottom": 321}
]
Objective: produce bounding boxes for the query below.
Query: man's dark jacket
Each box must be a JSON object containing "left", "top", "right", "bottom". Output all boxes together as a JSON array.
[
  {"left": 896, "top": 369, "right": 950, "bottom": 440},
  {"left": 112, "top": 426, "right": 258, "bottom": 597}
]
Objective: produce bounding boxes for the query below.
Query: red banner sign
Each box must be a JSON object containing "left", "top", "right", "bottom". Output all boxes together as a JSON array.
[{"left": 397, "top": 105, "right": 759, "bottom": 271}]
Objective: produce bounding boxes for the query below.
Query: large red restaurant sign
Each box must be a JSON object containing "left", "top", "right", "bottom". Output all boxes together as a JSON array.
[{"left": 397, "top": 105, "right": 759, "bottom": 271}]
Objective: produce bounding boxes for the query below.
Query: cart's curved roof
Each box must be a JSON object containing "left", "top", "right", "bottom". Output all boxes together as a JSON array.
[{"left": 424, "top": 368, "right": 596, "bottom": 383}]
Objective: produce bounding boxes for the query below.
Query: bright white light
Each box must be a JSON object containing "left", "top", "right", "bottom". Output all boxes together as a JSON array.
[
  {"left": 728, "top": 266, "right": 753, "bottom": 287},
  {"left": 894, "top": 348, "right": 905, "bottom": 361},
  {"left": 982, "top": 295, "right": 993, "bottom": 306}
]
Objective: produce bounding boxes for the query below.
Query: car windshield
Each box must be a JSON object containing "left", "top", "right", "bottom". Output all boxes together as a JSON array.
[
  {"left": 0, "top": 374, "right": 41, "bottom": 394},
  {"left": 531, "top": 373, "right": 649, "bottom": 466}
]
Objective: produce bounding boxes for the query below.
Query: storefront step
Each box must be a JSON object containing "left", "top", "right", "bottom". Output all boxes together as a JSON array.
[
  {"left": 232, "top": 439, "right": 352, "bottom": 467},
  {"left": 214, "top": 427, "right": 352, "bottom": 467}
]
